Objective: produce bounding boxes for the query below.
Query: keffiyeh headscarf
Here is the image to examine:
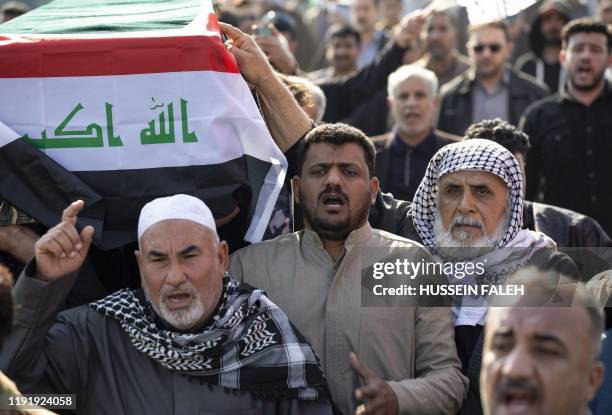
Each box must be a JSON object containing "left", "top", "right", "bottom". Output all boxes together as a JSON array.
[
  {"left": 90, "top": 274, "right": 330, "bottom": 402},
  {"left": 413, "top": 139, "right": 524, "bottom": 251},
  {"left": 412, "top": 139, "right": 556, "bottom": 326}
]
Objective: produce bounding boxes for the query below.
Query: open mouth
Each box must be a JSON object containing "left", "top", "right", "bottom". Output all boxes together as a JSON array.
[
  {"left": 320, "top": 193, "right": 347, "bottom": 213},
  {"left": 577, "top": 65, "right": 593, "bottom": 74},
  {"left": 498, "top": 387, "right": 538, "bottom": 414},
  {"left": 322, "top": 194, "right": 345, "bottom": 207},
  {"left": 164, "top": 292, "right": 192, "bottom": 309}
]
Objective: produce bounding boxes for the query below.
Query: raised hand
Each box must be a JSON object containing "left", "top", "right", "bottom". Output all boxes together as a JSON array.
[
  {"left": 349, "top": 352, "right": 399, "bottom": 415},
  {"left": 393, "top": 8, "right": 431, "bottom": 49},
  {"left": 34, "top": 200, "right": 94, "bottom": 281},
  {"left": 254, "top": 24, "right": 298, "bottom": 75},
  {"left": 219, "top": 22, "right": 276, "bottom": 88}
]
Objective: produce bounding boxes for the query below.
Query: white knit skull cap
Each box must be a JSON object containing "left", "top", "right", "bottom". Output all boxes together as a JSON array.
[{"left": 137, "top": 194, "right": 216, "bottom": 239}]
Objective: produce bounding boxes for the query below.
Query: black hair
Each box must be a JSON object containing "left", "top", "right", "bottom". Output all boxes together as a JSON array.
[
  {"left": 562, "top": 17, "right": 612, "bottom": 52},
  {"left": 464, "top": 118, "right": 531, "bottom": 157},
  {"left": 297, "top": 123, "right": 376, "bottom": 177},
  {"left": 328, "top": 24, "right": 361, "bottom": 45}
]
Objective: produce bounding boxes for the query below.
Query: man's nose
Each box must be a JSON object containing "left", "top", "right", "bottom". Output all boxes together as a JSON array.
[
  {"left": 324, "top": 166, "right": 343, "bottom": 186},
  {"left": 500, "top": 346, "right": 535, "bottom": 380},
  {"left": 165, "top": 259, "right": 187, "bottom": 287},
  {"left": 480, "top": 48, "right": 493, "bottom": 58},
  {"left": 457, "top": 189, "right": 476, "bottom": 213},
  {"left": 406, "top": 95, "right": 419, "bottom": 106}
]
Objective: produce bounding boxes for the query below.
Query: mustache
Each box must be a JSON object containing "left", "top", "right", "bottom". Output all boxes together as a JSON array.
[
  {"left": 495, "top": 377, "right": 539, "bottom": 402},
  {"left": 160, "top": 281, "right": 197, "bottom": 298},
  {"left": 451, "top": 214, "right": 484, "bottom": 230},
  {"left": 318, "top": 188, "right": 349, "bottom": 203}
]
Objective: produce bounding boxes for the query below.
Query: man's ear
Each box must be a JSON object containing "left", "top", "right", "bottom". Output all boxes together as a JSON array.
[
  {"left": 559, "top": 49, "right": 567, "bottom": 65},
  {"left": 217, "top": 240, "right": 229, "bottom": 272},
  {"left": 135, "top": 249, "right": 142, "bottom": 267},
  {"left": 292, "top": 175, "right": 301, "bottom": 205},
  {"left": 387, "top": 95, "right": 393, "bottom": 112},
  {"left": 370, "top": 177, "right": 379, "bottom": 205},
  {"left": 585, "top": 361, "right": 605, "bottom": 402}
]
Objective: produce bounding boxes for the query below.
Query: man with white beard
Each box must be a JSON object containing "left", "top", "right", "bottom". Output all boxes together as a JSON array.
[
  {"left": 0, "top": 196, "right": 333, "bottom": 414},
  {"left": 411, "top": 138, "right": 578, "bottom": 414}
]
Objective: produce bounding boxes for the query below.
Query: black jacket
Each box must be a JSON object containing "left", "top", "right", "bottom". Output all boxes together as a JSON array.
[
  {"left": 320, "top": 41, "right": 407, "bottom": 123},
  {"left": 372, "top": 130, "right": 460, "bottom": 186},
  {"left": 371, "top": 129, "right": 461, "bottom": 200},
  {"left": 437, "top": 67, "right": 549, "bottom": 136}
]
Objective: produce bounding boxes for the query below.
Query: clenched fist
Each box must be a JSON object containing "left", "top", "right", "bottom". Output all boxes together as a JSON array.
[{"left": 34, "top": 200, "right": 94, "bottom": 281}]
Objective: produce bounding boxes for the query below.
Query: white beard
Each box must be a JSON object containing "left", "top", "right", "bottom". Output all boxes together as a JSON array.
[
  {"left": 144, "top": 281, "right": 207, "bottom": 330},
  {"left": 433, "top": 210, "right": 510, "bottom": 260}
]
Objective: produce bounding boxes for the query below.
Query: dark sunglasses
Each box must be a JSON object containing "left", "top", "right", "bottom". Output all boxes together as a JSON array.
[{"left": 472, "top": 43, "right": 503, "bottom": 53}]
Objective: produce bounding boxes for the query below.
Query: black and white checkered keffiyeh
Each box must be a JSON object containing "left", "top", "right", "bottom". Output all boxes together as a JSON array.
[
  {"left": 412, "top": 139, "right": 558, "bottom": 326},
  {"left": 90, "top": 274, "right": 330, "bottom": 402},
  {"left": 412, "top": 139, "right": 524, "bottom": 251}
]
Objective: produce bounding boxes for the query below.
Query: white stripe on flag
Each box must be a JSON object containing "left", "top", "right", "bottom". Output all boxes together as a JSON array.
[
  {"left": 0, "top": 71, "right": 284, "bottom": 171},
  {"left": 0, "top": 120, "right": 19, "bottom": 146}
]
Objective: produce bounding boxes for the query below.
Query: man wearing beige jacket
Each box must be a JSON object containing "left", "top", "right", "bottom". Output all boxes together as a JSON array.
[
  {"left": 221, "top": 19, "right": 468, "bottom": 415},
  {"left": 229, "top": 122, "right": 467, "bottom": 415}
]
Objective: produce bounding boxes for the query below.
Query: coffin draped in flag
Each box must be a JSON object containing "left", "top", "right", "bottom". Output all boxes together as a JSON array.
[{"left": 0, "top": 0, "right": 287, "bottom": 249}]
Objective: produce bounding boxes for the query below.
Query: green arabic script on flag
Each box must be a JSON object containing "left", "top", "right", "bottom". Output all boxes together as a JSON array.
[{"left": 23, "top": 98, "right": 199, "bottom": 149}]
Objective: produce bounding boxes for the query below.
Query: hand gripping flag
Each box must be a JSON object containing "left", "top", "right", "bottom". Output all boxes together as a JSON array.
[{"left": 0, "top": 0, "right": 287, "bottom": 249}]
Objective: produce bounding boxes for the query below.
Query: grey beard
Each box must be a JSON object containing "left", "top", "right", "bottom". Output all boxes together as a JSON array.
[{"left": 433, "top": 209, "right": 511, "bottom": 261}]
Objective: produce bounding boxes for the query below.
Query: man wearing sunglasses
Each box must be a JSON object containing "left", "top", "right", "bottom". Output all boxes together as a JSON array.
[{"left": 437, "top": 20, "right": 549, "bottom": 136}]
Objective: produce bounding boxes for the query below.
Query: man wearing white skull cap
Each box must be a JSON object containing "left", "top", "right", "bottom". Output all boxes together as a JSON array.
[{"left": 0, "top": 196, "right": 333, "bottom": 415}]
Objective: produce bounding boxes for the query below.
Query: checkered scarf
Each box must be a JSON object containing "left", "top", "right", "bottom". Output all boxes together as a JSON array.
[
  {"left": 412, "top": 139, "right": 524, "bottom": 251},
  {"left": 412, "top": 139, "right": 558, "bottom": 325},
  {"left": 90, "top": 274, "right": 330, "bottom": 402}
]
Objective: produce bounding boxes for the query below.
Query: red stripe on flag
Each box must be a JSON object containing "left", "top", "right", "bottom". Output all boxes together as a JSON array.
[{"left": 0, "top": 32, "right": 239, "bottom": 78}]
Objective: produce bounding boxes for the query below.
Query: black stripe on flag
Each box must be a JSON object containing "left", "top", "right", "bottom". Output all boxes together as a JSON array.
[{"left": 0, "top": 138, "right": 273, "bottom": 250}]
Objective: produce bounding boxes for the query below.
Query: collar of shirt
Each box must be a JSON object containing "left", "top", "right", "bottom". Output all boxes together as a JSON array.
[
  {"left": 391, "top": 128, "right": 437, "bottom": 157},
  {"left": 303, "top": 222, "right": 373, "bottom": 248},
  {"left": 467, "top": 67, "right": 510, "bottom": 86},
  {"left": 474, "top": 72, "right": 510, "bottom": 96},
  {"left": 559, "top": 79, "right": 611, "bottom": 105}
]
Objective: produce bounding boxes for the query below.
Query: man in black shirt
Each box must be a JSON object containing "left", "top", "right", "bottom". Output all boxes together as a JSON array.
[{"left": 520, "top": 18, "right": 612, "bottom": 234}]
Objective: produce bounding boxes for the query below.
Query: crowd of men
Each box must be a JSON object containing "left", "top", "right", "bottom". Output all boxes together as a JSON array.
[{"left": 1, "top": 0, "right": 612, "bottom": 414}]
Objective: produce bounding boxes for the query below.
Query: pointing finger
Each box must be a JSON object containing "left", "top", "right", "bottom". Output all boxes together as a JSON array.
[
  {"left": 61, "top": 200, "right": 85, "bottom": 225},
  {"left": 349, "top": 352, "right": 372, "bottom": 383},
  {"left": 219, "top": 22, "right": 243, "bottom": 41},
  {"left": 268, "top": 23, "right": 281, "bottom": 38}
]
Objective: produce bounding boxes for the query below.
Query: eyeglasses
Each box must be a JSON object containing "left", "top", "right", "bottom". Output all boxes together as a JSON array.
[{"left": 472, "top": 43, "right": 503, "bottom": 54}]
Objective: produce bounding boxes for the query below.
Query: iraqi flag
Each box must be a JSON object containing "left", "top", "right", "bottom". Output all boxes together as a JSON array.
[{"left": 0, "top": 0, "right": 286, "bottom": 249}]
